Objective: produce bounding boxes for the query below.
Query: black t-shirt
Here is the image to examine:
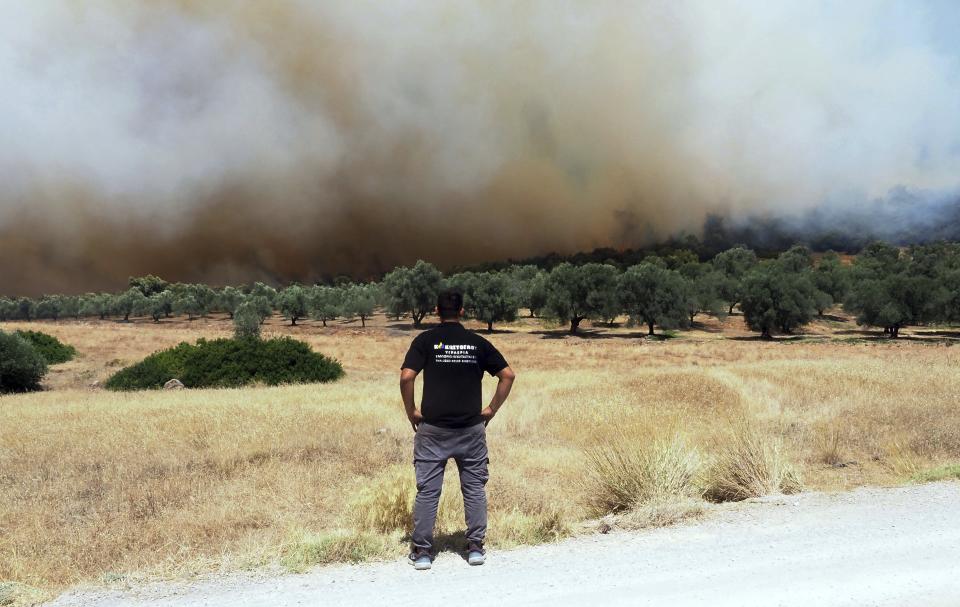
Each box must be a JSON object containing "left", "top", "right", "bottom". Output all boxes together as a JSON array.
[{"left": 401, "top": 322, "right": 509, "bottom": 428}]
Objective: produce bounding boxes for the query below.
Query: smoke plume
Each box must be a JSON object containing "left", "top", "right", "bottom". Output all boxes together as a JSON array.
[{"left": 2, "top": 1, "right": 960, "bottom": 295}]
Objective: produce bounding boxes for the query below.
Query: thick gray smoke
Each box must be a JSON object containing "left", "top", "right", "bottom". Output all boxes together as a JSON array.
[{"left": 2, "top": 1, "right": 959, "bottom": 295}]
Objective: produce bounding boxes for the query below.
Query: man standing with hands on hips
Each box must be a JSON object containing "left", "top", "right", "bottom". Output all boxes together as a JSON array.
[{"left": 400, "top": 290, "right": 516, "bottom": 570}]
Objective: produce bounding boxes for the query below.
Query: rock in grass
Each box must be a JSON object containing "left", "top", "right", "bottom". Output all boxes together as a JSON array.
[{"left": 163, "top": 379, "right": 185, "bottom": 390}]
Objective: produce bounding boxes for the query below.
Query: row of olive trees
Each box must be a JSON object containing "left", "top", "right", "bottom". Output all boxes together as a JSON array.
[
  {"left": 0, "top": 278, "right": 376, "bottom": 327},
  {"left": 3, "top": 242, "right": 958, "bottom": 338},
  {"left": 376, "top": 250, "right": 751, "bottom": 334},
  {"left": 378, "top": 243, "right": 960, "bottom": 338},
  {"left": 730, "top": 241, "right": 960, "bottom": 338}
]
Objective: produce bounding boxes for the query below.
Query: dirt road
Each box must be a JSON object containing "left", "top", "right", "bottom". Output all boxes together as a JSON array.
[{"left": 48, "top": 482, "right": 960, "bottom": 607}]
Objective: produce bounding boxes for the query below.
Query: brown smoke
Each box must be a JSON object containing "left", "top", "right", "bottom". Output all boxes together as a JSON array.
[{"left": 2, "top": 1, "right": 958, "bottom": 295}]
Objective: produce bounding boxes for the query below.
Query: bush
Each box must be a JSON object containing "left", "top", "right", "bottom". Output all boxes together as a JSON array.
[
  {"left": 0, "top": 331, "right": 48, "bottom": 393},
  {"left": 351, "top": 468, "right": 415, "bottom": 533},
  {"left": 14, "top": 330, "right": 77, "bottom": 364},
  {"left": 105, "top": 336, "right": 344, "bottom": 391},
  {"left": 702, "top": 421, "right": 802, "bottom": 502},
  {"left": 584, "top": 435, "right": 702, "bottom": 514}
]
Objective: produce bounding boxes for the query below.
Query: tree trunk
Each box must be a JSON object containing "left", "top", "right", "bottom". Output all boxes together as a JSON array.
[
  {"left": 728, "top": 303, "right": 735, "bottom": 315},
  {"left": 291, "top": 317, "right": 297, "bottom": 326},
  {"left": 689, "top": 312, "right": 696, "bottom": 324},
  {"left": 321, "top": 319, "right": 327, "bottom": 327},
  {"left": 762, "top": 327, "right": 772, "bottom": 339},
  {"left": 569, "top": 317, "right": 581, "bottom": 334},
  {"left": 487, "top": 320, "right": 493, "bottom": 332},
  {"left": 890, "top": 325, "right": 900, "bottom": 338},
  {"left": 361, "top": 316, "right": 366, "bottom": 328},
  {"left": 124, "top": 313, "right": 130, "bottom": 322},
  {"left": 648, "top": 321, "right": 655, "bottom": 336}
]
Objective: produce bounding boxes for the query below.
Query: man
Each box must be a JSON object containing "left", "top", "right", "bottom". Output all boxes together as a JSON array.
[{"left": 400, "top": 290, "right": 516, "bottom": 570}]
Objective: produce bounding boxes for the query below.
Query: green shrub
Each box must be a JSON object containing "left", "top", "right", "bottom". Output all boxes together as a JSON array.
[
  {"left": 281, "top": 529, "right": 393, "bottom": 572},
  {"left": 104, "top": 343, "right": 192, "bottom": 391},
  {"left": 0, "top": 331, "right": 48, "bottom": 393},
  {"left": 105, "top": 337, "right": 344, "bottom": 391},
  {"left": 911, "top": 464, "right": 960, "bottom": 483},
  {"left": 14, "top": 330, "right": 77, "bottom": 364}
]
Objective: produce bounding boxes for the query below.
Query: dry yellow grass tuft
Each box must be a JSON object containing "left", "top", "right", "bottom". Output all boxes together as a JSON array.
[
  {"left": 585, "top": 435, "right": 702, "bottom": 513},
  {"left": 1, "top": 312, "right": 960, "bottom": 598},
  {"left": 702, "top": 419, "right": 803, "bottom": 502}
]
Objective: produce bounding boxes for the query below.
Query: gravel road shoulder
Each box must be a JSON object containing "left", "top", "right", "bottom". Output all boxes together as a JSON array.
[{"left": 47, "top": 481, "right": 960, "bottom": 607}]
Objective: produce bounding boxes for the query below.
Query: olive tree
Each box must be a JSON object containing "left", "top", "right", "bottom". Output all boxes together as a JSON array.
[
  {"left": 508, "top": 265, "right": 548, "bottom": 317},
  {"left": 544, "top": 263, "right": 619, "bottom": 334},
  {"left": 278, "top": 285, "right": 309, "bottom": 326},
  {"left": 619, "top": 262, "right": 690, "bottom": 335},
  {"left": 466, "top": 272, "right": 520, "bottom": 332},
  {"left": 80, "top": 293, "right": 113, "bottom": 320},
  {"left": 233, "top": 301, "right": 262, "bottom": 339},
  {"left": 188, "top": 284, "right": 217, "bottom": 318},
  {"left": 308, "top": 286, "right": 342, "bottom": 327},
  {"left": 679, "top": 262, "right": 729, "bottom": 324},
  {"left": 139, "top": 290, "right": 175, "bottom": 322},
  {"left": 811, "top": 251, "right": 850, "bottom": 315},
  {"left": 0, "top": 298, "right": 15, "bottom": 321},
  {"left": 246, "top": 295, "right": 274, "bottom": 325},
  {"left": 712, "top": 246, "right": 758, "bottom": 314},
  {"left": 218, "top": 286, "right": 245, "bottom": 318},
  {"left": 14, "top": 297, "right": 35, "bottom": 321},
  {"left": 34, "top": 296, "right": 63, "bottom": 320},
  {"left": 249, "top": 282, "right": 278, "bottom": 306},
  {"left": 740, "top": 261, "right": 818, "bottom": 338},
  {"left": 342, "top": 283, "right": 378, "bottom": 328},
  {"left": 175, "top": 295, "right": 202, "bottom": 320},
  {"left": 129, "top": 275, "right": 170, "bottom": 297},
  {"left": 114, "top": 288, "right": 147, "bottom": 322},
  {"left": 843, "top": 242, "right": 940, "bottom": 337},
  {"left": 382, "top": 260, "right": 443, "bottom": 327},
  {"left": 61, "top": 295, "right": 82, "bottom": 320}
]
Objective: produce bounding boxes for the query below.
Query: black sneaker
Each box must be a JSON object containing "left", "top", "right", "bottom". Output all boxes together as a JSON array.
[
  {"left": 467, "top": 541, "right": 485, "bottom": 566},
  {"left": 408, "top": 548, "right": 432, "bottom": 570}
]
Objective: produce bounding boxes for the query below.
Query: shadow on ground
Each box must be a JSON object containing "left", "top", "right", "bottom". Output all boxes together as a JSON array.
[{"left": 532, "top": 329, "right": 679, "bottom": 341}]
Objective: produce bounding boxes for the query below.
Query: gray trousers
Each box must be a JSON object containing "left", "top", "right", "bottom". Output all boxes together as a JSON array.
[{"left": 412, "top": 422, "right": 489, "bottom": 551}]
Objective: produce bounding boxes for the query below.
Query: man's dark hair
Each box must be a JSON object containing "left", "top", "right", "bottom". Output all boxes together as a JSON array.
[{"left": 437, "top": 290, "right": 463, "bottom": 318}]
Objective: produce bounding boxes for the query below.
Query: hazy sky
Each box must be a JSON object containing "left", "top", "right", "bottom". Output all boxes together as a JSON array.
[{"left": 1, "top": 1, "right": 959, "bottom": 294}]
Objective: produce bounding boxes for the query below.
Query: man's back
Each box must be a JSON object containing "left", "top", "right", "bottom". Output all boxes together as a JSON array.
[{"left": 402, "top": 321, "right": 507, "bottom": 428}]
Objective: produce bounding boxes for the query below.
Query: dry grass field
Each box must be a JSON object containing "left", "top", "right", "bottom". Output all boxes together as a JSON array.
[{"left": 2, "top": 311, "right": 960, "bottom": 603}]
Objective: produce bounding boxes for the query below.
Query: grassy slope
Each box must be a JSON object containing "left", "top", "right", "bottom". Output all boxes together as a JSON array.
[{"left": 1, "top": 311, "right": 959, "bottom": 598}]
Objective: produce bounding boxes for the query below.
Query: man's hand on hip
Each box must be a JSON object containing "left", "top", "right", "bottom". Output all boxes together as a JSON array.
[
  {"left": 408, "top": 409, "right": 424, "bottom": 432},
  {"left": 480, "top": 406, "right": 496, "bottom": 426}
]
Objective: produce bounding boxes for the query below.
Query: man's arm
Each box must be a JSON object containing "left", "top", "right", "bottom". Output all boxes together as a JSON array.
[
  {"left": 480, "top": 366, "right": 516, "bottom": 426},
  {"left": 400, "top": 368, "right": 423, "bottom": 432}
]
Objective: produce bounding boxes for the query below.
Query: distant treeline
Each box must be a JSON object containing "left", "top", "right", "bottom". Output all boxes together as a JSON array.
[
  {"left": 456, "top": 194, "right": 960, "bottom": 273},
  {"left": 3, "top": 241, "right": 959, "bottom": 339}
]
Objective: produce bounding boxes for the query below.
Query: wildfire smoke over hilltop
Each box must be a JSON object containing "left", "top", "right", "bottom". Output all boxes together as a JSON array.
[{"left": 2, "top": 1, "right": 959, "bottom": 294}]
